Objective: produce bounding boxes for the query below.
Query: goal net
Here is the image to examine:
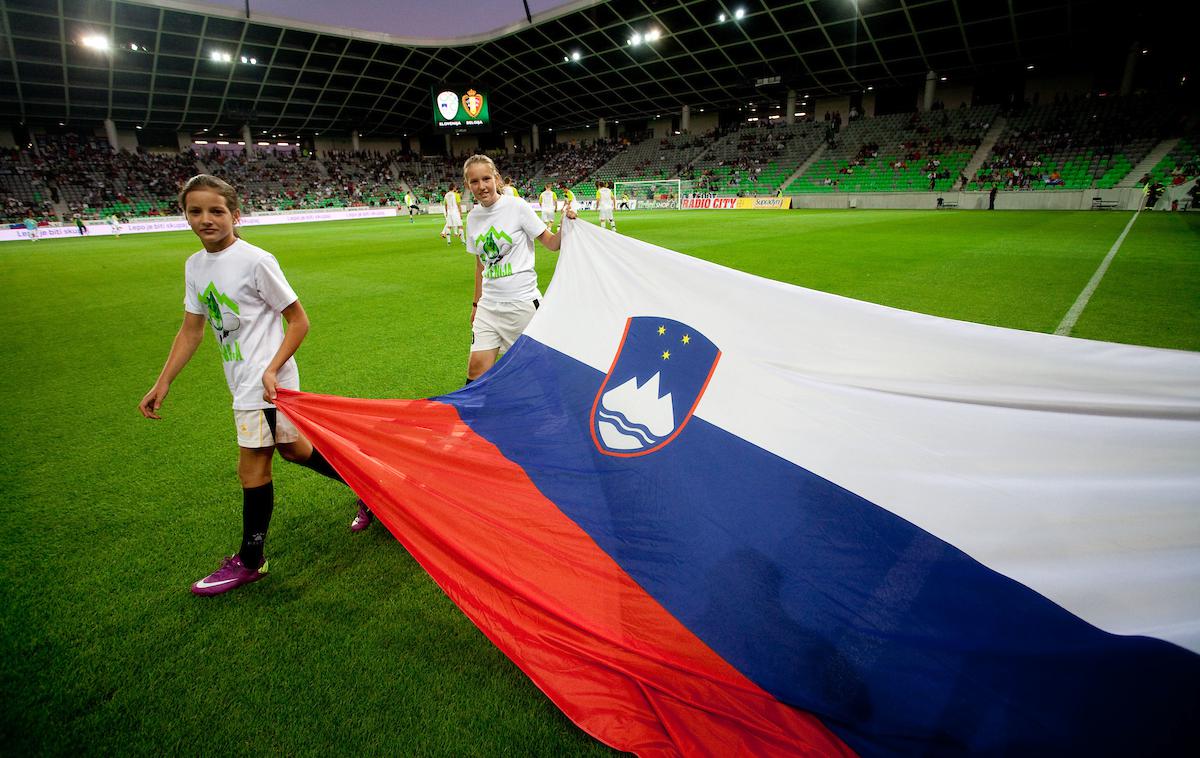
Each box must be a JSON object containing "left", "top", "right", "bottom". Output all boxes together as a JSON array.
[{"left": 613, "top": 179, "right": 682, "bottom": 210}]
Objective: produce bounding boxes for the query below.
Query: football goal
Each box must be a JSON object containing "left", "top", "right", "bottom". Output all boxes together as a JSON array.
[{"left": 613, "top": 179, "right": 682, "bottom": 210}]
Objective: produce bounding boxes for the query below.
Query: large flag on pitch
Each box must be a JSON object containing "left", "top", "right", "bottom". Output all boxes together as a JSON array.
[{"left": 275, "top": 219, "right": 1200, "bottom": 756}]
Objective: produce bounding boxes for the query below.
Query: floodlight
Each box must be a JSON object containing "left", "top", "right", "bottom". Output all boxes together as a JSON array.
[
  {"left": 1026, "top": 64, "right": 1035, "bottom": 70},
  {"left": 571, "top": 51, "right": 581, "bottom": 61},
  {"left": 631, "top": 32, "right": 642, "bottom": 45},
  {"left": 940, "top": 76, "right": 947, "bottom": 81},
  {"left": 82, "top": 35, "right": 109, "bottom": 51},
  {"left": 241, "top": 56, "right": 248, "bottom": 63},
  {"left": 735, "top": 8, "right": 746, "bottom": 20},
  {"left": 257, "top": 142, "right": 270, "bottom": 146},
  {"left": 646, "top": 29, "right": 660, "bottom": 41},
  {"left": 719, "top": 13, "right": 726, "bottom": 22},
  {"left": 564, "top": 56, "right": 569, "bottom": 62},
  {"left": 249, "top": 57, "right": 256, "bottom": 64}
]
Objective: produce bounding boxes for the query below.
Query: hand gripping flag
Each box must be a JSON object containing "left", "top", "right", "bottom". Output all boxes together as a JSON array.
[{"left": 275, "top": 219, "right": 1200, "bottom": 756}]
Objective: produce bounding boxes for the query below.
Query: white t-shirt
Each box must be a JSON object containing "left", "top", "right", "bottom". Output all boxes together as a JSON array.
[
  {"left": 503, "top": 186, "right": 518, "bottom": 198},
  {"left": 539, "top": 189, "right": 556, "bottom": 214},
  {"left": 183, "top": 238, "right": 300, "bottom": 411},
  {"left": 465, "top": 194, "right": 547, "bottom": 304},
  {"left": 597, "top": 187, "right": 614, "bottom": 209},
  {"left": 444, "top": 191, "right": 462, "bottom": 223}
]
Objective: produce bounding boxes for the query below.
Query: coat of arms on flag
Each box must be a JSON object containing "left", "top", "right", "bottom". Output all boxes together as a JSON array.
[{"left": 591, "top": 317, "right": 720, "bottom": 456}]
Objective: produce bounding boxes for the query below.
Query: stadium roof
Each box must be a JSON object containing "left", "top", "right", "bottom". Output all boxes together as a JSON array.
[{"left": 0, "top": 0, "right": 1175, "bottom": 139}]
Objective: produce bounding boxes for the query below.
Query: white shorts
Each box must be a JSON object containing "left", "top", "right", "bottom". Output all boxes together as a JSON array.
[
  {"left": 471, "top": 299, "right": 539, "bottom": 353},
  {"left": 599, "top": 207, "right": 614, "bottom": 221},
  {"left": 540, "top": 210, "right": 555, "bottom": 222},
  {"left": 235, "top": 408, "right": 300, "bottom": 448},
  {"left": 446, "top": 209, "right": 462, "bottom": 227}
]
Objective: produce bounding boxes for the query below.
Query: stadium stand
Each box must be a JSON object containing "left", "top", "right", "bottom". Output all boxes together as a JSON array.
[
  {"left": 588, "top": 132, "right": 703, "bottom": 190},
  {"left": 684, "top": 122, "right": 825, "bottom": 196},
  {"left": 1140, "top": 133, "right": 1199, "bottom": 188},
  {"left": 793, "top": 105, "right": 998, "bottom": 194},
  {"left": 1, "top": 96, "right": 1195, "bottom": 223},
  {"left": 529, "top": 138, "right": 626, "bottom": 198},
  {"left": 968, "top": 95, "right": 1172, "bottom": 191}
]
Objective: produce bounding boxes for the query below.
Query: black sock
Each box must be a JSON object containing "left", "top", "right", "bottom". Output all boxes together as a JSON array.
[
  {"left": 297, "top": 447, "right": 346, "bottom": 485},
  {"left": 239, "top": 482, "right": 274, "bottom": 569},
  {"left": 465, "top": 377, "right": 474, "bottom": 385}
]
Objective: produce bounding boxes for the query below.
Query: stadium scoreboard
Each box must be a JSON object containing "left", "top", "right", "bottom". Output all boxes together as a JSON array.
[{"left": 433, "top": 86, "right": 491, "bottom": 132}]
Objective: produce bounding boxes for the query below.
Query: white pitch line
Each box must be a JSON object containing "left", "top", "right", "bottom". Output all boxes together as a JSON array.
[{"left": 1054, "top": 210, "right": 1141, "bottom": 336}]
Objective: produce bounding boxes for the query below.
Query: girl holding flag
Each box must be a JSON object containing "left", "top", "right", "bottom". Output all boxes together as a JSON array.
[
  {"left": 139, "top": 174, "right": 369, "bottom": 597},
  {"left": 462, "top": 155, "right": 576, "bottom": 383}
]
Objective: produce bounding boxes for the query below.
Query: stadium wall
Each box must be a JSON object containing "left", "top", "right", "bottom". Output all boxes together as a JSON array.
[
  {"left": 0, "top": 128, "right": 15, "bottom": 148},
  {"left": 814, "top": 96, "right": 852, "bottom": 121},
  {"left": 688, "top": 112, "right": 719, "bottom": 133},
  {"left": 788, "top": 188, "right": 1143, "bottom": 211},
  {"left": 554, "top": 127, "right": 596, "bottom": 145},
  {"left": 314, "top": 136, "right": 409, "bottom": 153}
]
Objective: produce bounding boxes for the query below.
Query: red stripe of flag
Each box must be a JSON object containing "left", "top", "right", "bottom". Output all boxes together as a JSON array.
[{"left": 275, "top": 388, "right": 853, "bottom": 757}]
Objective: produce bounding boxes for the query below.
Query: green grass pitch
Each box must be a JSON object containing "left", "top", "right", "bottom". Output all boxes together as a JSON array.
[{"left": 1, "top": 209, "right": 1197, "bottom": 754}]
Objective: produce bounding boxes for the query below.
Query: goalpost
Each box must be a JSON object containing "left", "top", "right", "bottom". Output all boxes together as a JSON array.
[{"left": 613, "top": 179, "right": 682, "bottom": 210}]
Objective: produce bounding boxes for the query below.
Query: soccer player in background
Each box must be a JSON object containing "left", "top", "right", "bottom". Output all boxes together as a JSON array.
[
  {"left": 502, "top": 177, "right": 519, "bottom": 198},
  {"left": 561, "top": 184, "right": 576, "bottom": 217},
  {"left": 139, "top": 174, "right": 370, "bottom": 597},
  {"left": 463, "top": 155, "right": 576, "bottom": 384},
  {"left": 404, "top": 190, "right": 419, "bottom": 223},
  {"left": 443, "top": 183, "right": 464, "bottom": 244},
  {"left": 108, "top": 214, "right": 121, "bottom": 238},
  {"left": 539, "top": 182, "right": 556, "bottom": 234},
  {"left": 22, "top": 216, "right": 38, "bottom": 241},
  {"left": 596, "top": 180, "right": 616, "bottom": 231}
]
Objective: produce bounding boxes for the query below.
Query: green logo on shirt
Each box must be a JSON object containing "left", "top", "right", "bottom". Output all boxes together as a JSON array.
[
  {"left": 200, "top": 282, "right": 243, "bottom": 362},
  {"left": 475, "top": 226, "right": 515, "bottom": 278}
]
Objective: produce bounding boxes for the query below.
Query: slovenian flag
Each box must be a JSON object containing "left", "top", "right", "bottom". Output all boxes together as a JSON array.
[{"left": 275, "top": 219, "right": 1199, "bottom": 755}]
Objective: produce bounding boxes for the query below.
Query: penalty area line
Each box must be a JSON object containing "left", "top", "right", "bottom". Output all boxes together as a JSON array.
[{"left": 1054, "top": 210, "right": 1141, "bottom": 337}]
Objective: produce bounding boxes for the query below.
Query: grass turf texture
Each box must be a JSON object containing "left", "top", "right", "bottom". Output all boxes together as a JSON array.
[{"left": 1, "top": 209, "right": 1197, "bottom": 754}]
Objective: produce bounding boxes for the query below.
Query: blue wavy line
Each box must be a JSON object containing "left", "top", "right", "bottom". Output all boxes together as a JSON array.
[{"left": 597, "top": 406, "right": 665, "bottom": 445}]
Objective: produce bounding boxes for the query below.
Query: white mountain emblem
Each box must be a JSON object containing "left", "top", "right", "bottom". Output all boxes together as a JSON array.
[{"left": 596, "top": 372, "right": 675, "bottom": 451}]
